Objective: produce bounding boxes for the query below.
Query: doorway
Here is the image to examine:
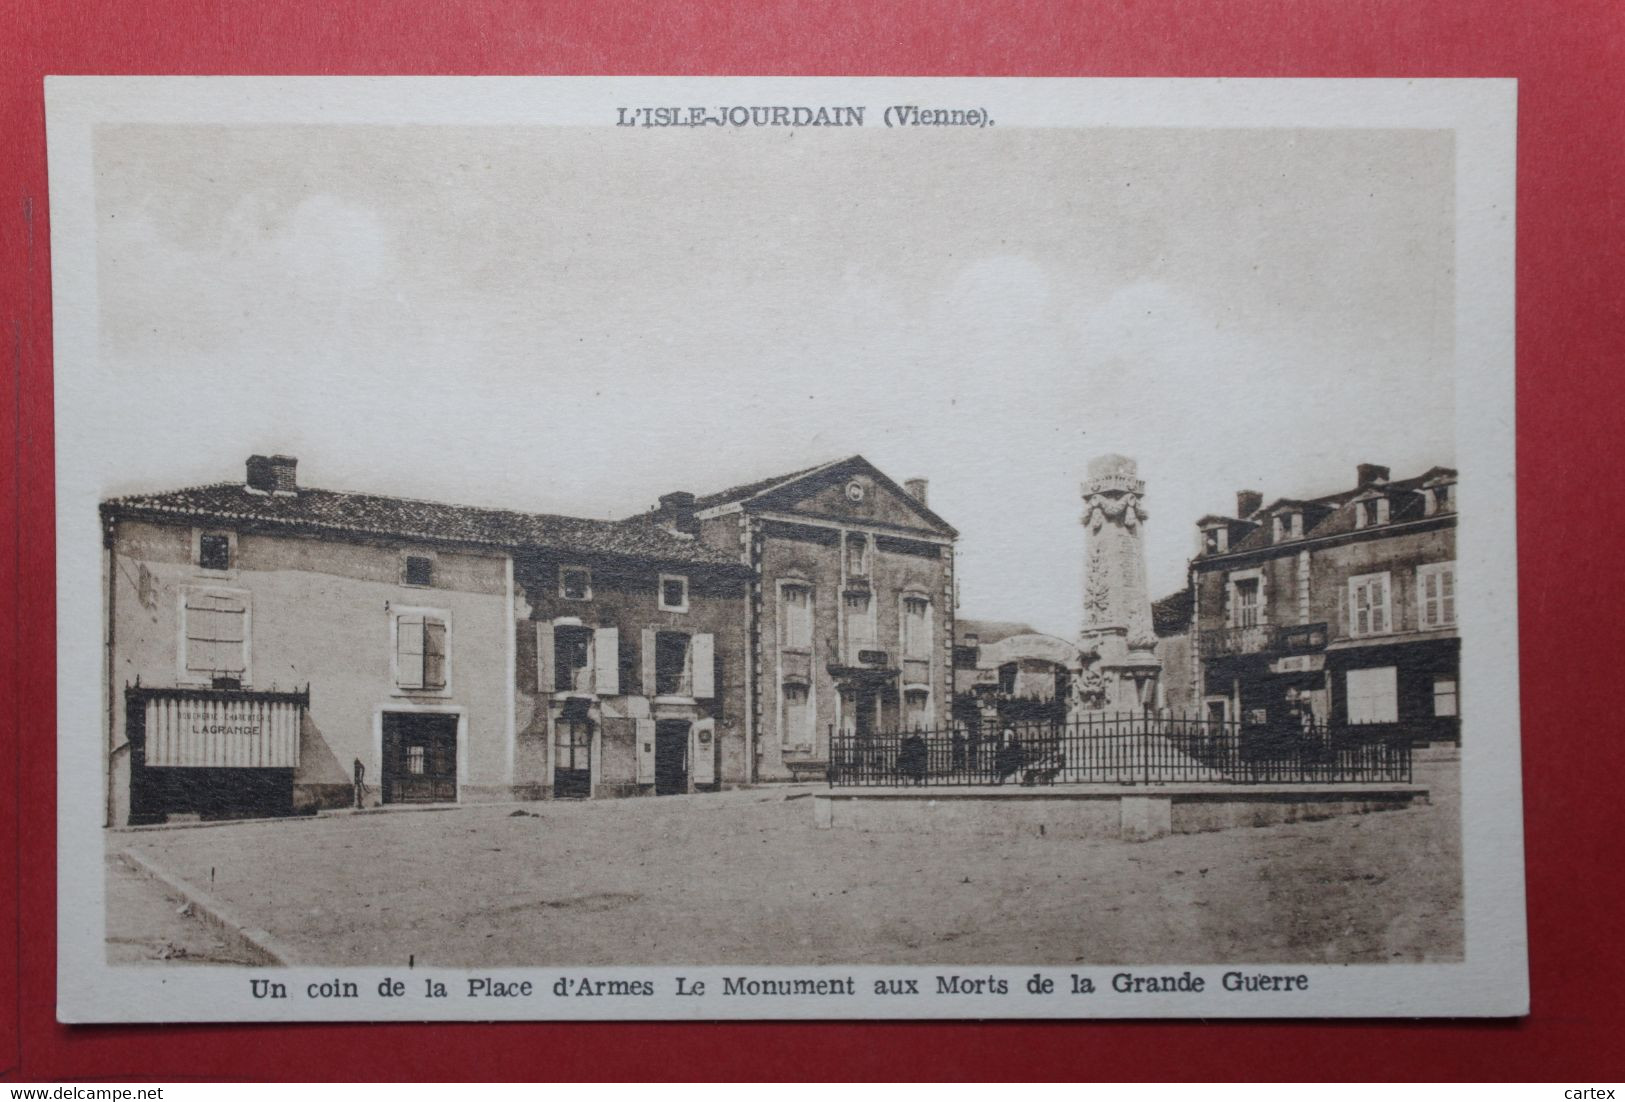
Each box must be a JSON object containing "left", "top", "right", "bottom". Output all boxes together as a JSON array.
[
  {"left": 654, "top": 719, "right": 690, "bottom": 795},
  {"left": 381, "top": 712, "right": 459, "bottom": 804},
  {"left": 553, "top": 717, "right": 593, "bottom": 799}
]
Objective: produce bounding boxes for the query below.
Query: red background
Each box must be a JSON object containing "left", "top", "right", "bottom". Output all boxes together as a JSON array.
[{"left": 4, "top": 0, "right": 1623, "bottom": 1082}]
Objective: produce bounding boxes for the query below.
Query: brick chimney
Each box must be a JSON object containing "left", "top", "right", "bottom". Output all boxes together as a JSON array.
[
  {"left": 1235, "top": 489, "right": 1263, "bottom": 519},
  {"left": 1357, "top": 463, "right": 1391, "bottom": 488},
  {"left": 246, "top": 454, "right": 298, "bottom": 495},
  {"left": 904, "top": 478, "right": 930, "bottom": 507},
  {"left": 658, "top": 491, "right": 698, "bottom": 535}
]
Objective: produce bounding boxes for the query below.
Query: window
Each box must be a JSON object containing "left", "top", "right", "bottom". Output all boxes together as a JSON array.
[
  {"left": 1433, "top": 677, "right": 1459, "bottom": 717},
  {"left": 1418, "top": 562, "right": 1456, "bottom": 628},
  {"left": 904, "top": 688, "right": 931, "bottom": 731},
  {"left": 554, "top": 625, "right": 594, "bottom": 693},
  {"left": 782, "top": 683, "right": 813, "bottom": 750},
  {"left": 902, "top": 595, "right": 932, "bottom": 660},
  {"left": 1233, "top": 577, "right": 1261, "bottom": 627},
  {"left": 845, "top": 591, "right": 875, "bottom": 659},
  {"left": 845, "top": 533, "right": 869, "bottom": 577},
  {"left": 1205, "top": 526, "right": 1228, "bottom": 553},
  {"left": 406, "top": 745, "right": 427, "bottom": 775},
  {"left": 560, "top": 566, "right": 592, "bottom": 601},
  {"left": 1289, "top": 512, "right": 1304, "bottom": 539},
  {"left": 1437, "top": 483, "right": 1456, "bottom": 512},
  {"left": 1375, "top": 497, "right": 1391, "bottom": 524},
  {"left": 655, "top": 631, "right": 692, "bottom": 697},
  {"left": 1348, "top": 572, "right": 1391, "bottom": 637},
  {"left": 183, "top": 588, "right": 249, "bottom": 679},
  {"left": 780, "top": 583, "right": 813, "bottom": 649},
  {"left": 555, "top": 719, "right": 592, "bottom": 771},
  {"left": 197, "top": 532, "right": 232, "bottom": 571},
  {"left": 1354, "top": 502, "right": 1368, "bottom": 529},
  {"left": 658, "top": 574, "right": 689, "bottom": 613},
  {"left": 395, "top": 611, "right": 448, "bottom": 691},
  {"left": 403, "top": 554, "right": 434, "bottom": 587},
  {"left": 1271, "top": 516, "right": 1284, "bottom": 543},
  {"left": 1345, "top": 666, "right": 1398, "bottom": 724}
]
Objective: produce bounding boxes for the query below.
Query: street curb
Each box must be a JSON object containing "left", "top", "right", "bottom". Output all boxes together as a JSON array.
[{"left": 116, "top": 848, "right": 297, "bottom": 967}]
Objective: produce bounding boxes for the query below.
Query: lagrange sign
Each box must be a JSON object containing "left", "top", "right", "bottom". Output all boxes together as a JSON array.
[{"left": 143, "top": 696, "right": 302, "bottom": 769}]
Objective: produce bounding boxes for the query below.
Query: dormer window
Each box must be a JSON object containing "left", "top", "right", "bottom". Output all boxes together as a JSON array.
[
  {"left": 1272, "top": 516, "right": 1284, "bottom": 543},
  {"left": 1355, "top": 499, "right": 1388, "bottom": 528},
  {"left": 1204, "top": 526, "right": 1229, "bottom": 554},
  {"left": 1425, "top": 482, "right": 1456, "bottom": 515},
  {"left": 1289, "top": 512, "right": 1303, "bottom": 539}
]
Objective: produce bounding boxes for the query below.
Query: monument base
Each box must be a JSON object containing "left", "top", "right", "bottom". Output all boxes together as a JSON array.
[{"left": 812, "top": 782, "right": 1428, "bottom": 842}]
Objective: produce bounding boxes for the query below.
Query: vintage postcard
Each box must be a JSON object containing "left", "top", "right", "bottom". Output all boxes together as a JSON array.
[{"left": 49, "top": 76, "right": 1524, "bottom": 1021}]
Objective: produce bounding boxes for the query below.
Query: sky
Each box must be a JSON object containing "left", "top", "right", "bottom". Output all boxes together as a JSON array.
[{"left": 92, "top": 122, "right": 1456, "bottom": 637}]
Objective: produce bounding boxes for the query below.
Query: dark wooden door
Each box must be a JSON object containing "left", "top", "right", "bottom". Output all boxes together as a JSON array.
[
  {"left": 382, "top": 712, "right": 458, "bottom": 804},
  {"left": 654, "top": 720, "right": 689, "bottom": 795}
]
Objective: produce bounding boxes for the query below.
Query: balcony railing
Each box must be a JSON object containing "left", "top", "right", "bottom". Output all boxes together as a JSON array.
[{"left": 1200, "top": 622, "right": 1329, "bottom": 660}]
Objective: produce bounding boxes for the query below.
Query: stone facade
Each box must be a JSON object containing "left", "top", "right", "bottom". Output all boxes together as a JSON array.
[
  {"left": 682, "top": 456, "right": 959, "bottom": 780},
  {"left": 1189, "top": 463, "right": 1460, "bottom": 742}
]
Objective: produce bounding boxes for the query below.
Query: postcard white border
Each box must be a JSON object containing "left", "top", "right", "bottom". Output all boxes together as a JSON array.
[{"left": 48, "top": 75, "right": 1523, "bottom": 1022}]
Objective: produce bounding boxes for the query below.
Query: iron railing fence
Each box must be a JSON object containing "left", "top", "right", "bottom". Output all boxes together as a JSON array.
[{"left": 826, "top": 712, "right": 1413, "bottom": 788}]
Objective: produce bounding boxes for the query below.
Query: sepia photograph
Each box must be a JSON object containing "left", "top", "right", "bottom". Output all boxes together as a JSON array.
[{"left": 48, "top": 76, "right": 1524, "bottom": 1020}]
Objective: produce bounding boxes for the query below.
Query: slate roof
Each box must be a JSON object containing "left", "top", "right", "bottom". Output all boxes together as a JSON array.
[
  {"left": 101, "top": 481, "right": 750, "bottom": 571},
  {"left": 1202, "top": 465, "right": 1457, "bottom": 558}
]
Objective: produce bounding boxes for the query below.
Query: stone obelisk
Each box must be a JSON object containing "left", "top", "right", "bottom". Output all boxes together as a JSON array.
[{"left": 1077, "top": 454, "right": 1161, "bottom": 711}]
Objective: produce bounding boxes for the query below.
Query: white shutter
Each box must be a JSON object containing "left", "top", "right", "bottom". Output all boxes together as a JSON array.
[
  {"left": 1346, "top": 666, "right": 1398, "bottom": 724},
  {"left": 396, "top": 613, "right": 424, "bottom": 689},
  {"left": 594, "top": 627, "right": 619, "bottom": 695},
  {"left": 635, "top": 717, "right": 656, "bottom": 784},
  {"left": 691, "top": 718, "right": 716, "bottom": 785},
  {"left": 691, "top": 633, "right": 715, "bottom": 699},
  {"left": 641, "top": 627, "right": 657, "bottom": 696},
  {"left": 536, "top": 620, "right": 555, "bottom": 693}
]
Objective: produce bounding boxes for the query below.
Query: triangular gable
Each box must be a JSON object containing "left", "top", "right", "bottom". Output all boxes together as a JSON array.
[{"left": 742, "top": 455, "right": 958, "bottom": 538}]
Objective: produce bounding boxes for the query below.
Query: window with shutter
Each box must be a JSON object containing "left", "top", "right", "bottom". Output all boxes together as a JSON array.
[
  {"left": 780, "top": 584, "right": 813, "bottom": 649},
  {"left": 394, "top": 609, "right": 449, "bottom": 692},
  {"left": 1348, "top": 573, "right": 1391, "bottom": 637},
  {"left": 903, "top": 596, "right": 932, "bottom": 660},
  {"left": 183, "top": 588, "right": 249, "bottom": 678},
  {"left": 1418, "top": 563, "right": 1457, "bottom": 628},
  {"left": 782, "top": 683, "right": 813, "bottom": 750}
]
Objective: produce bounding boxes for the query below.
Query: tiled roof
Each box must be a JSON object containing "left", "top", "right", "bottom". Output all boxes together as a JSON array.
[
  {"left": 101, "top": 482, "right": 750, "bottom": 570},
  {"left": 1207, "top": 466, "right": 1457, "bottom": 556}
]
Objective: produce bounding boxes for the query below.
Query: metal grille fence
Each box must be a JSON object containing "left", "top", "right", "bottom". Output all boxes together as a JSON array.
[{"left": 827, "top": 713, "right": 1413, "bottom": 787}]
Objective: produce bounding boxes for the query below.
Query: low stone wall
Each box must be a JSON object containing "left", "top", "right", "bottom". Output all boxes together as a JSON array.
[{"left": 812, "top": 783, "right": 1428, "bottom": 842}]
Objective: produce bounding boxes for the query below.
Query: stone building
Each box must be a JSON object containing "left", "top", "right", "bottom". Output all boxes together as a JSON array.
[
  {"left": 951, "top": 619, "right": 1084, "bottom": 728},
  {"left": 100, "top": 454, "right": 750, "bottom": 824},
  {"left": 1187, "top": 462, "right": 1459, "bottom": 741},
  {"left": 661, "top": 456, "right": 958, "bottom": 781}
]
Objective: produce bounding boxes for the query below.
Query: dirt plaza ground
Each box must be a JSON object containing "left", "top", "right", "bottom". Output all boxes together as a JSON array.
[{"left": 107, "top": 759, "right": 1463, "bottom": 967}]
